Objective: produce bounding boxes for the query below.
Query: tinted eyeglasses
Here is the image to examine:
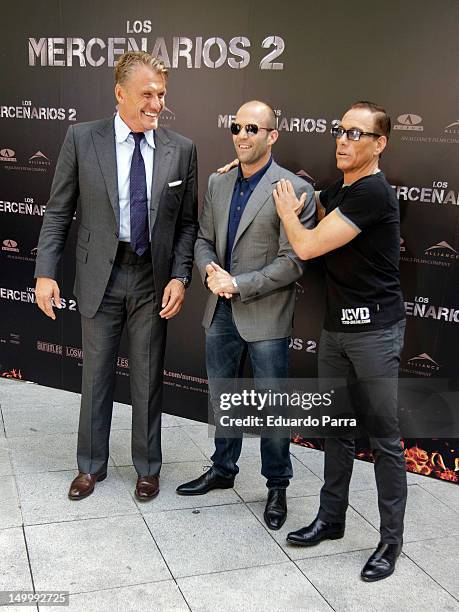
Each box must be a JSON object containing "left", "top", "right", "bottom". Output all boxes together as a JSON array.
[
  {"left": 230, "top": 123, "right": 275, "bottom": 136},
  {"left": 331, "top": 125, "right": 382, "bottom": 141}
]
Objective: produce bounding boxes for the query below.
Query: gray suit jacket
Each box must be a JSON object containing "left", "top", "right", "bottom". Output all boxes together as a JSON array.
[
  {"left": 195, "top": 160, "right": 315, "bottom": 341},
  {"left": 34, "top": 117, "right": 198, "bottom": 318}
]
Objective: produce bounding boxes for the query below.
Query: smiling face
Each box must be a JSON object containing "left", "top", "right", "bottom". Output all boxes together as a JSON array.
[
  {"left": 115, "top": 65, "right": 166, "bottom": 132},
  {"left": 233, "top": 102, "right": 278, "bottom": 176},
  {"left": 335, "top": 107, "right": 387, "bottom": 182}
]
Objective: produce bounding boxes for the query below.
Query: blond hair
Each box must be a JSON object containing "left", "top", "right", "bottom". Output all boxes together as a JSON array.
[{"left": 114, "top": 51, "right": 168, "bottom": 85}]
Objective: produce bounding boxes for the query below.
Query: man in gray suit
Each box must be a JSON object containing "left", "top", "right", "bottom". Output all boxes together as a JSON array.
[
  {"left": 34, "top": 51, "right": 198, "bottom": 501},
  {"left": 176, "top": 101, "right": 315, "bottom": 530}
]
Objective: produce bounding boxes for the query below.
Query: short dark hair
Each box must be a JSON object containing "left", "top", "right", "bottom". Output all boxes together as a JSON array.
[{"left": 349, "top": 101, "right": 391, "bottom": 138}]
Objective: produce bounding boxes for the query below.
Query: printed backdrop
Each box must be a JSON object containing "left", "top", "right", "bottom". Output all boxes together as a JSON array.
[{"left": 1, "top": 0, "right": 458, "bottom": 482}]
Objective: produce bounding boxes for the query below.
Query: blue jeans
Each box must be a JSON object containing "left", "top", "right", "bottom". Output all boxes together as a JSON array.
[{"left": 206, "top": 299, "right": 292, "bottom": 488}]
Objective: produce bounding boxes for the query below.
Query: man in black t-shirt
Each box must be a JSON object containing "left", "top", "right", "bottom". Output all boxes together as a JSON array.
[
  {"left": 320, "top": 171, "right": 405, "bottom": 331},
  {"left": 273, "top": 101, "right": 407, "bottom": 582}
]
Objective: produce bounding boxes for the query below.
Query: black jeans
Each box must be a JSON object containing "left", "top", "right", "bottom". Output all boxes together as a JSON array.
[{"left": 317, "top": 320, "right": 407, "bottom": 544}]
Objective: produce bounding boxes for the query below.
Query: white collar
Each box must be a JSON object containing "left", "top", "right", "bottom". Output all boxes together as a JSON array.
[{"left": 114, "top": 112, "right": 155, "bottom": 148}]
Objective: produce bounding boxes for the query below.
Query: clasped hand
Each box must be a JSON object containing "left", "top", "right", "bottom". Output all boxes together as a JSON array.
[{"left": 206, "top": 262, "right": 236, "bottom": 299}]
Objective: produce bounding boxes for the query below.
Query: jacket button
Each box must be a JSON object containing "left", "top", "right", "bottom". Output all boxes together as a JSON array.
[
  {"left": 114, "top": 231, "right": 119, "bottom": 238},
  {"left": 109, "top": 258, "right": 114, "bottom": 264}
]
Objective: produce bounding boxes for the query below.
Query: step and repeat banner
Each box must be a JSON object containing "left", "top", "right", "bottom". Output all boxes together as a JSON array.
[{"left": 1, "top": 0, "right": 458, "bottom": 482}]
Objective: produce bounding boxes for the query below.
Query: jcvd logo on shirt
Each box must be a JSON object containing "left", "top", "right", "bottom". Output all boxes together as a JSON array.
[{"left": 341, "top": 307, "right": 371, "bottom": 325}]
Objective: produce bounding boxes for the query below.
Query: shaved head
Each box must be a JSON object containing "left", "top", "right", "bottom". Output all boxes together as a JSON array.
[
  {"left": 233, "top": 99, "right": 279, "bottom": 176},
  {"left": 237, "top": 100, "right": 276, "bottom": 130}
]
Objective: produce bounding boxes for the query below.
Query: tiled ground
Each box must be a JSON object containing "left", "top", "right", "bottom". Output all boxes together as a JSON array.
[{"left": 0, "top": 379, "right": 458, "bottom": 612}]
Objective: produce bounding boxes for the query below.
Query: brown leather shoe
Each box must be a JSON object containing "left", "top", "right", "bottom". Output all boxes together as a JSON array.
[
  {"left": 68, "top": 471, "right": 107, "bottom": 500},
  {"left": 135, "top": 475, "right": 159, "bottom": 501}
]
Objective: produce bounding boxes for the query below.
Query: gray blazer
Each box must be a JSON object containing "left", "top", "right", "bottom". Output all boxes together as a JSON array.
[
  {"left": 195, "top": 160, "right": 315, "bottom": 341},
  {"left": 34, "top": 117, "right": 198, "bottom": 318}
]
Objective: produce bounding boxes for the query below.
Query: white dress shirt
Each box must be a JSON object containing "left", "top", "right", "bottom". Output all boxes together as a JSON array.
[{"left": 114, "top": 112, "right": 155, "bottom": 242}]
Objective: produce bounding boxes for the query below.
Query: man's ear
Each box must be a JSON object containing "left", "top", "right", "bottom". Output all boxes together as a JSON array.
[
  {"left": 375, "top": 135, "right": 387, "bottom": 157},
  {"left": 268, "top": 130, "right": 279, "bottom": 146},
  {"left": 114, "top": 83, "right": 124, "bottom": 105}
]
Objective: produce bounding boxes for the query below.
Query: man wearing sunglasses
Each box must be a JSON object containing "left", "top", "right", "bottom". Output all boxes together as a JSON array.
[
  {"left": 273, "top": 101, "right": 407, "bottom": 582},
  {"left": 176, "top": 100, "right": 316, "bottom": 530}
]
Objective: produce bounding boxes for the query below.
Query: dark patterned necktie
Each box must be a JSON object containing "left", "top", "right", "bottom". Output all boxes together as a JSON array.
[{"left": 130, "top": 132, "right": 149, "bottom": 256}]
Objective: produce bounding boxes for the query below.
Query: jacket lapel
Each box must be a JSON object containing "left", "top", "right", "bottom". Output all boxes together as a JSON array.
[
  {"left": 92, "top": 118, "right": 119, "bottom": 227},
  {"left": 150, "top": 128, "right": 175, "bottom": 230},
  {"left": 215, "top": 170, "right": 238, "bottom": 265}
]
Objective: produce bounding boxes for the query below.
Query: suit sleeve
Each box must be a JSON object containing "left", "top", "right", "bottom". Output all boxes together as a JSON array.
[
  {"left": 236, "top": 181, "right": 316, "bottom": 303},
  {"left": 171, "top": 142, "right": 199, "bottom": 279},
  {"left": 194, "top": 173, "right": 219, "bottom": 285},
  {"left": 34, "top": 125, "right": 79, "bottom": 280}
]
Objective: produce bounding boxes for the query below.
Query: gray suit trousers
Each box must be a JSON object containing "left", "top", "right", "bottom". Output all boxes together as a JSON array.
[{"left": 77, "top": 244, "right": 166, "bottom": 476}]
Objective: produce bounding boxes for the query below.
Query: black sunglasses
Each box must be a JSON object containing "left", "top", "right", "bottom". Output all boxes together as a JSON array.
[
  {"left": 331, "top": 125, "right": 382, "bottom": 141},
  {"left": 230, "top": 122, "right": 275, "bottom": 136}
]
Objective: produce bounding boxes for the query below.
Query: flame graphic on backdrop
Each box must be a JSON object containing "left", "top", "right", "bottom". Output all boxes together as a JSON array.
[
  {"left": 1, "top": 369, "right": 23, "bottom": 379},
  {"left": 293, "top": 435, "right": 458, "bottom": 483},
  {"left": 403, "top": 445, "right": 458, "bottom": 482}
]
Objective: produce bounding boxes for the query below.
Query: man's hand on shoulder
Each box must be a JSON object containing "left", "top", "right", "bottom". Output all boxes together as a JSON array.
[
  {"left": 35, "top": 277, "right": 62, "bottom": 320},
  {"left": 159, "top": 279, "right": 186, "bottom": 319},
  {"left": 273, "top": 178, "right": 308, "bottom": 221},
  {"left": 216, "top": 159, "right": 239, "bottom": 174}
]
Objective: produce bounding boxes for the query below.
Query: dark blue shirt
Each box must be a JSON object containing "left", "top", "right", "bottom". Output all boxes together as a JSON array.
[{"left": 225, "top": 157, "right": 273, "bottom": 271}]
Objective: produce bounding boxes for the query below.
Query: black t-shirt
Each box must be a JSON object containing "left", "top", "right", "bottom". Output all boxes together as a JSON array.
[{"left": 319, "top": 172, "right": 405, "bottom": 332}]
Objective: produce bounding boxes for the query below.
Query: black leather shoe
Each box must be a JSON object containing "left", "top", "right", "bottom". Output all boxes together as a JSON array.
[
  {"left": 361, "top": 542, "right": 402, "bottom": 582},
  {"left": 176, "top": 467, "right": 234, "bottom": 496},
  {"left": 286, "top": 517, "right": 345, "bottom": 546},
  {"left": 264, "top": 488, "right": 287, "bottom": 530}
]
